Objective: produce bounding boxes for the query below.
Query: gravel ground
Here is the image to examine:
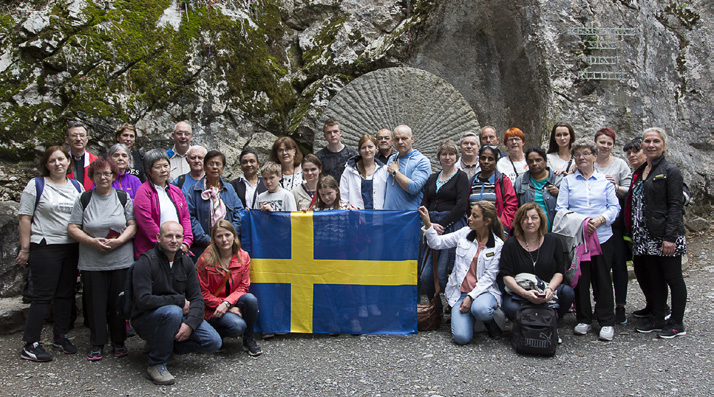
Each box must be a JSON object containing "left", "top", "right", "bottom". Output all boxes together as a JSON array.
[{"left": 1, "top": 230, "right": 712, "bottom": 396}]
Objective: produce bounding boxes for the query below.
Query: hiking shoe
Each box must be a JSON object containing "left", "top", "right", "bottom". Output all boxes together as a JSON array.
[
  {"left": 52, "top": 334, "right": 77, "bottom": 354},
  {"left": 599, "top": 326, "right": 614, "bottom": 341},
  {"left": 573, "top": 323, "right": 591, "bottom": 335},
  {"left": 484, "top": 320, "right": 502, "bottom": 340},
  {"left": 125, "top": 321, "right": 136, "bottom": 338},
  {"left": 657, "top": 324, "right": 686, "bottom": 339},
  {"left": 21, "top": 342, "right": 52, "bottom": 362},
  {"left": 632, "top": 306, "right": 651, "bottom": 318},
  {"left": 261, "top": 333, "right": 275, "bottom": 340},
  {"left": 147, "top": 363, "right": 175, "bottom": 385},
  {"left": 87, "top": 345, "right": 103, "bottom": 361},
  {"left": 635, "top": 320, "right": 664, "bottom": 333},
  {"left": 616, "top": 305, "right": 627, "bottom": 324},
  {"left": 113, "top": 343, "right": 129, "bottom": 358},
  {"left": 242, "top": 337, "right": 263, "bottom": 357}
]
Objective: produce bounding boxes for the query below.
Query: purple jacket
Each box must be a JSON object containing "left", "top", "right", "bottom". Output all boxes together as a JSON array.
[
  {"left": 112, "top": 173, "right": 142, "bottom": 199},
  {"left": 133, "top": 181, "right": 193, "bottom": 259}
]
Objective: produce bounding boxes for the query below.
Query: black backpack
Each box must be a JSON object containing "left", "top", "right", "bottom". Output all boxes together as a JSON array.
[{"left": 511, "top": 303, "right": 558, "bottom": 356}]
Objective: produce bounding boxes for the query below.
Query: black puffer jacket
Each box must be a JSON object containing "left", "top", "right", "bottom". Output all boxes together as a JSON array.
[{"left": 635, "top": 155, "right": 685, "bottom": 242}]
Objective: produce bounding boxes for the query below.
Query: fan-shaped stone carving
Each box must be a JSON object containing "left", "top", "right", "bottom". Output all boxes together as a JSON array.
[{"left": 317, "top": 67, "right": 480, "bottom": 168}]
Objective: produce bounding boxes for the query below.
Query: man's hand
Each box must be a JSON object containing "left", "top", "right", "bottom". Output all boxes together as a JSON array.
[
  {"left": 387, "top": 162, "right": 399, "bottom": 177},
  {"left": 174, "top": 323, "right": 192, "bottom": 342},
  {"left": 183, "top": 299, "right": 190, "bottom": 315}
]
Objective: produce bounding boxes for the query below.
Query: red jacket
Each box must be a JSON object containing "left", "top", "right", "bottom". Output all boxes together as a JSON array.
[
  {"left": 196, "top": 249, "right": 251, "bottom": 320},
  {"left": 68, "top": 151, "right": 98, "bottom": 191},
  {"left": 495, "top": 173, "right": 518, "bottom": 231}
]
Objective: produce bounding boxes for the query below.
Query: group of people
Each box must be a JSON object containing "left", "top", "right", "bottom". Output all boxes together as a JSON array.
[{"left": 15, "top": 117, "right": 688, "bottom": 385}]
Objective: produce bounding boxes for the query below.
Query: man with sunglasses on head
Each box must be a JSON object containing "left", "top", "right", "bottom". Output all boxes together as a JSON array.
[{"left": 167, "top": 121, "right": 194, "bottom": 179}]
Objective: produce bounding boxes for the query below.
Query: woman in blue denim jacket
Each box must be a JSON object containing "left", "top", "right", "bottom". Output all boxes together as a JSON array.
[
  {"left": 185, "top": 150, "right": 244, "bottom": 258},
  {"left": 514, "top": 147, "right": 563, "bottom": 231}
]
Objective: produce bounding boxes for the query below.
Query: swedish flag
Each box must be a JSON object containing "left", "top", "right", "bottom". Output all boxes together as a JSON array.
[{"left": 241, "top": 210, "right": 419, "bottom": 334}]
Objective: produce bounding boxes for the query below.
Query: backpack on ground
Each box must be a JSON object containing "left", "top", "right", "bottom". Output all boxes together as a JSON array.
[
  {"left": 511, "top": 303, "right": 558, "bottom": 356},
  {"left": 116, "top": 262, "right": 136, "bottom": 320}
]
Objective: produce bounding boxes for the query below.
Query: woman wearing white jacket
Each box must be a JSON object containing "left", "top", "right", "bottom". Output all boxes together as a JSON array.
[
  {"left": 339, "top": 134, "right": 387, "bottom": 209},
  {"left": 418, "top": 201, "right": 505, "bottom": 345}
]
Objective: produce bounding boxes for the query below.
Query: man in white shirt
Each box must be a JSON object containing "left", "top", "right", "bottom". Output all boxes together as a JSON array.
[
  {"left": 167, "top": 121, "right": 193, "bottom": 179},
  {"left": 456, "top": 131, "right": 480, "bottom": 180}
]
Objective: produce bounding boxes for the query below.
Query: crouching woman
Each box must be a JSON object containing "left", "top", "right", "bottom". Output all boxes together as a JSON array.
[
  {"left": 196, "top": 220, "right": 262, "bottom": 356},
  {"left": 499, "top": 203, "right": 574, "bottom": 322},
  {"left": 418, "top": 201, "right": 505, "bottom": 344}
]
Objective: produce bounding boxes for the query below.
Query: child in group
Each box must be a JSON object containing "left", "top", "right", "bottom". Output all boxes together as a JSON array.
[
  {"left": 310, "top": 175, "right": 355, "bottom": 211},
  {"left": 257, "top": 162, "right": 297, "bottom": 212}
]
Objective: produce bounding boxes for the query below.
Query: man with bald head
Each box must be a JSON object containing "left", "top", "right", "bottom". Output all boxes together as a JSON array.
[
  {"left": 384, "top": 125, "right": 432, "bottom": 210},
  {"left": 167, "top": 121, "right": 194, "bottom": 179},
  {"left": 131, "top": 221, "right": 221, "bottom": 385}
]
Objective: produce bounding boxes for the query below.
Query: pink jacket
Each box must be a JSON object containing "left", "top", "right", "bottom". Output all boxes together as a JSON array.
[{"left": 133, "top": 181, "right": 193, "bottom": 259}]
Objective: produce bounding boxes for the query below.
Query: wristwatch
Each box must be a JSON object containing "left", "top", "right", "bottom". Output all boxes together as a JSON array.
[{"left": 391, "top": 169, "right": 398, "bottom": 177}]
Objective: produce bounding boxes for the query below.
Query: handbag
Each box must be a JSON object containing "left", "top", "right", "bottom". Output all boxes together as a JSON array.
[{"left": 417, "top": 249, "right": 442, "bottom": 331}]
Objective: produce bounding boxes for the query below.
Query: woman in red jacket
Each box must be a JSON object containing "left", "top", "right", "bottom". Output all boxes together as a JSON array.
[{"left": 195, "top": 220, "right": 261, "bottom": 356}]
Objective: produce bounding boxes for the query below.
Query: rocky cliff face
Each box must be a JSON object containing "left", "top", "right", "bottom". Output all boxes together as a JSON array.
[{"left": 0, "top": 0, "right": 710, "bottom": 295}]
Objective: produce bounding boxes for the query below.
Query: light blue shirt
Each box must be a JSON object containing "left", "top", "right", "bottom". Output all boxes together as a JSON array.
[
  {"left": 555, "top": 169, "right": 620, "bottom": 242},
  {"left": 384, "top": 149, "right": 431, "bottom": 210},
  {"left": 171, "top": 173, "right": 201, "bottom": 196}
]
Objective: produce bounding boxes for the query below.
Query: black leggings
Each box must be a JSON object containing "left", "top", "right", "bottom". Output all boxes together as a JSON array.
[
  {"left": 82, "top": 268, "right": 128, "bottom": 346},
  {"left": 642, "top": 254, "right": 687, "bottom": 326},
  {"left": 574, "top": 238, "right": 615, "bottom": 326},
  {"left": 22, "top": 242, "right": 79, "bottom": 344}
]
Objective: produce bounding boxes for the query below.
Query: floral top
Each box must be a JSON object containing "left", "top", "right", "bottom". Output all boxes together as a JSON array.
[{"left": 631, "top": 179, "right": 686, "bottom": 256}]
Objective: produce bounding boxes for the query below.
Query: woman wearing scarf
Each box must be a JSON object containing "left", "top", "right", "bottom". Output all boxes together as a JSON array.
[{"left": 186, "top": 150, "right": 244, "bottom": 258}]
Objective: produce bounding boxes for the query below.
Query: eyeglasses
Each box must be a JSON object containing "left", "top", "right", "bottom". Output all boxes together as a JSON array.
[
  {"left": 69, "top": 133, "right": 87, "bottom": 139},
  {"left": 573, "top": 152, "right": 592, "bottom": 159},
  {"left": 173, "top": 131, "right": 191, "bottom": 137},
  {"left": 506, "top": 138, "right": 522, "bottom": 143},
  {"left": 96, "top": 172, "right": 113, "bottom": 179},
  {"left": 207, "top": 161, "right": 223, "bottom": 167}
]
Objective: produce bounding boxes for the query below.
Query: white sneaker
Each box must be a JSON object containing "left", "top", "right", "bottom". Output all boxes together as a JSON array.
[
  {"left": 599, "top": 326, "right": 614, "bottom": 341},
  {"left": 573, "top": 323, "right": 592, "bottom": 335}
]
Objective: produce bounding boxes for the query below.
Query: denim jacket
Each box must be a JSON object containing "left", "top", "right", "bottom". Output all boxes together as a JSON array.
[
  {"left": 514, "top": 169, "right": 563, "bottom": 227},
  {"left": 185, "top": 176, "right": 244, "bottom": 256}
]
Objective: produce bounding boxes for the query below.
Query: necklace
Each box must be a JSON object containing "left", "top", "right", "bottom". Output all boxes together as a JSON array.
[{"left": 524, "top": 237, "right": 543, "bottom": 267}]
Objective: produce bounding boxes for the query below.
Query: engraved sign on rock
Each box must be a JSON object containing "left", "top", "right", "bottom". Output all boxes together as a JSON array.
[{"left": 316, "top": 67, "right": 480, "bottom": 168}]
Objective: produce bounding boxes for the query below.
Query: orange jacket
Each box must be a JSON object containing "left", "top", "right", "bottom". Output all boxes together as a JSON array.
[{"left": 195, "top": 249, "right": 251, "bottom": 320}]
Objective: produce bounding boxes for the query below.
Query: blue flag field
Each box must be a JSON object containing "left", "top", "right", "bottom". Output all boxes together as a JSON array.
[{"left": 240, "top": 210, "right": 419, "bottom": 335}]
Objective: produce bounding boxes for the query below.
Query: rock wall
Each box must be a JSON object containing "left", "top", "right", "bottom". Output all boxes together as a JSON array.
[
  {"left": 0, "top": 1, "right": 711, "bottom": 295},
  {"left": 408, "top": 0, "right": 712, "bottom": 215}
]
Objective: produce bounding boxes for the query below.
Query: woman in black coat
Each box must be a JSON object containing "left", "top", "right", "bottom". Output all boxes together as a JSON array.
[{"left": 626, "top": 127, "right": 688, "bottom": 339}]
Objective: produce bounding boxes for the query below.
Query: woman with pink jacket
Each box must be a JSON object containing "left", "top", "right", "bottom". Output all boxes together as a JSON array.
[{"left": 133, "top": 149, "right": 193, "bottom": 258}]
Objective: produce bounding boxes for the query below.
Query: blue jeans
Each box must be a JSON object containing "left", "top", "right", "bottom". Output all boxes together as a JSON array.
[
  {"left": 451, "top": 292, "right": 497, "bottom": 345},
  {"left": 133, "top": 305, "right": 222, "bottom": 366},
  {"left": 207, "top": 293, "right": 258, "bottom": 339},
  {"left": 501, "top": 284, "right": 575, "bottom": 321}
]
